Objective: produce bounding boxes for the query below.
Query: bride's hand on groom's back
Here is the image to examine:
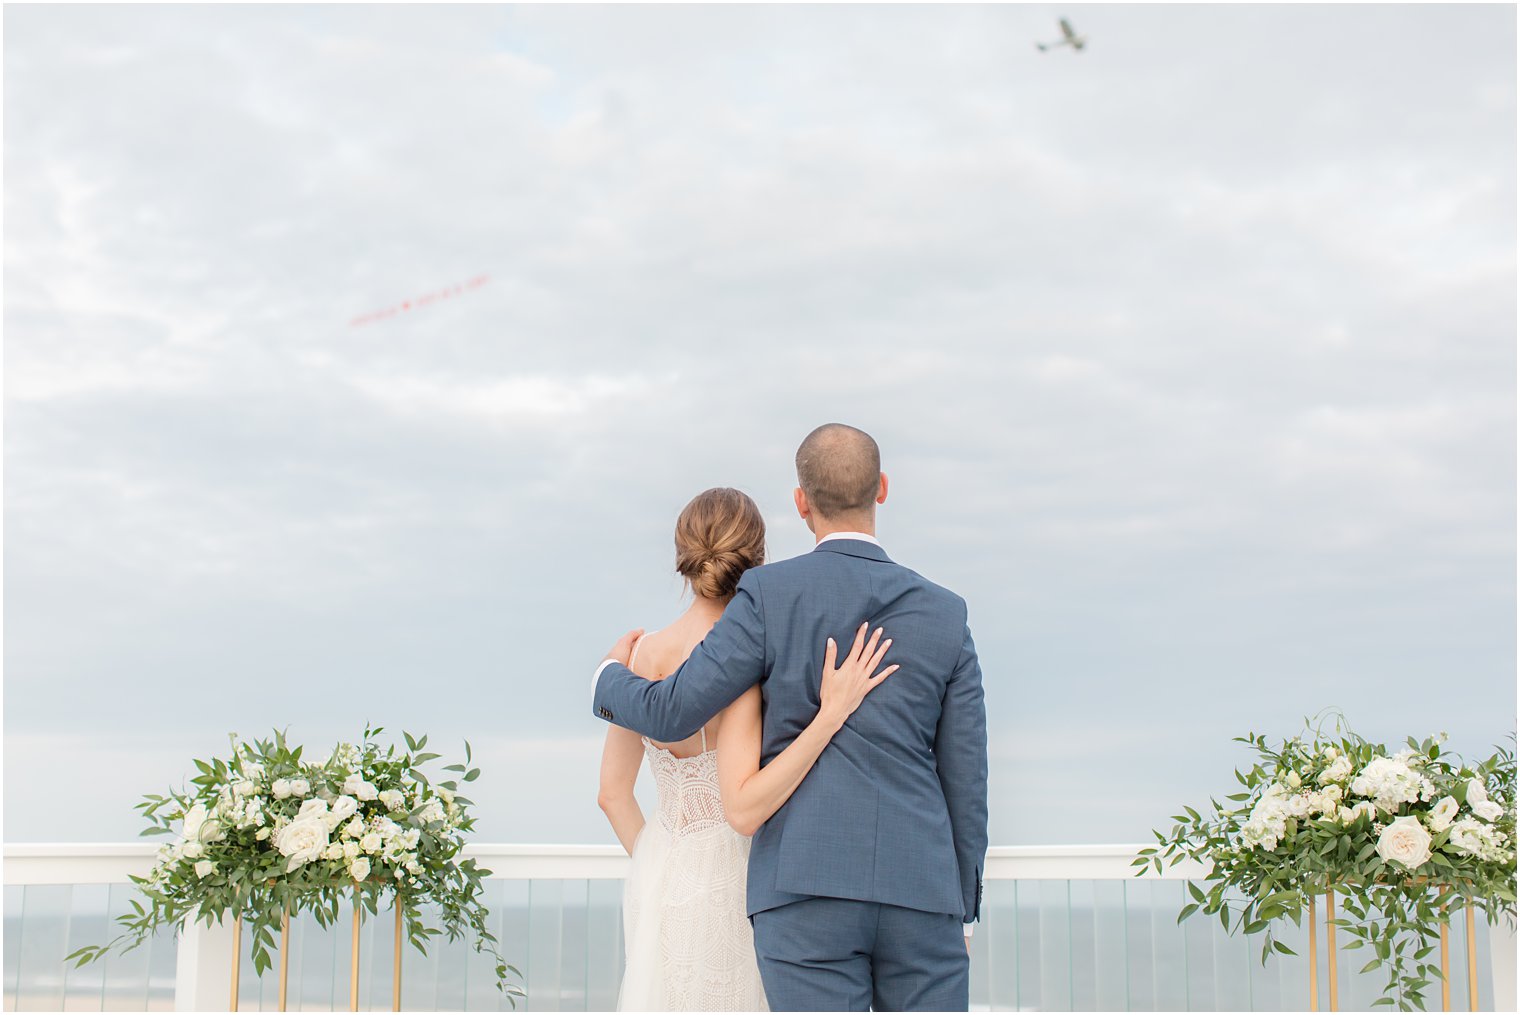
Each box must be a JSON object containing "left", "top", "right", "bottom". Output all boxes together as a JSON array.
[{"left": 819, "top": 622, "right": 898, "bottom": 730}]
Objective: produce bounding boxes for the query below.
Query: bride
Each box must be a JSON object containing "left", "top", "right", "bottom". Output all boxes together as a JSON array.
[{"left": 597, "top": 487, "right": 896, "bottom": 1011}]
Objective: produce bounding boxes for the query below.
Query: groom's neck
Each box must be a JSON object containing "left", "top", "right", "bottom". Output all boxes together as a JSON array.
[{"left": 811, "top": 514, "right": 876, "bottom": 543}]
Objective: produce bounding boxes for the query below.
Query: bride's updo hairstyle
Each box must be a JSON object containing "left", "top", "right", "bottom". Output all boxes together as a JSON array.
[{"left": 674, "top": 488, "right": 767, "bottom": 601}]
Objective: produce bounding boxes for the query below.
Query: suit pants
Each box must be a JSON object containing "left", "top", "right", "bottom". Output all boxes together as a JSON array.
[{"left": 751, "top": 896, "right": 969, "bottom": 1012}]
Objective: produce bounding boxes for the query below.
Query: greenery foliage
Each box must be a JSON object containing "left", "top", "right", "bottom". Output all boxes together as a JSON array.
[
  {"left": 66, "top": 726, "right": 523, "bottom": 1005},
  {"left": 1138, "top": 714, "right": 1515, "bottom": 1011}
]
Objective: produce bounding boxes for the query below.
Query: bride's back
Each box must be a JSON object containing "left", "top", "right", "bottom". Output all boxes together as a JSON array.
[{"left": 628, "top": 619, "right": 721, "bottom": 758}]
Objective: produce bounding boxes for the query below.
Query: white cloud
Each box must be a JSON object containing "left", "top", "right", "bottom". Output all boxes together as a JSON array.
[{"left": 3, "top": 3, "right": 1513, "bottom": 845}]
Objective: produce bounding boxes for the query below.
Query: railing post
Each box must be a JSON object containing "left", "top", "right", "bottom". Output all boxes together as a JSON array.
[{"left": 175, "top": 914, "right": 238, "bottom": 1011}]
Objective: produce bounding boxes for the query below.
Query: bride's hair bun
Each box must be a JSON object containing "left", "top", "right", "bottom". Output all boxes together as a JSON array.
[{"left": 674, "top": 488, "right": 767, "bottom": 601}]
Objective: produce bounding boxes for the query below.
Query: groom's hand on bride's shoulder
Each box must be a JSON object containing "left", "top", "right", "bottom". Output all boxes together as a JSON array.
[{"left": 603, "top": 629, "right": 644, "bottom": 669}]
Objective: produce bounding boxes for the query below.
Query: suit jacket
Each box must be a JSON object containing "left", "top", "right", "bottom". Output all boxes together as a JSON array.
[{"left": 592, "top": 538, "right": 988, "bottom": 925}]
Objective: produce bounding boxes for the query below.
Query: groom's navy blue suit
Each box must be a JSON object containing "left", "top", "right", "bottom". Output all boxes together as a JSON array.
[{"left": 592, "top": 537, "right": 989, "bottom": 1011}]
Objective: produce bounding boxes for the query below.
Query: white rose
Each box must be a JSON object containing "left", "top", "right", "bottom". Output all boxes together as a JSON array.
[
  {"left": 1473, "top": 800, "right": 1504, "bottom": 822},
  {"left": 182, "top": 803, "right": 208, "bottom": 840},
  {"left": 324, "top": 843, "right": 345, "bottom": 861},
  {"left": 379, "top": 790, "right": 405, "bottom": 812},
  {"left": 1428, "top": 796, "right": 1459, "bottom": 832},
  {"left": 194, "top": 860, "right": 216, "bottom": 879},
  {"left": 1318, "top": 755, "right": 1353, "bottom": 785},
  {"left": 343, "top": 775, "right": 379, "bottom": 802},
  {"left": 272, "top": 779, "right": 293, "bottom": 799},
  {"left": 360, "top": 832, "right": 383, "bottom": 854},
  {"left": 343, "top": 841, "right": 360, "bottom": 859},
  {"left": 255, "top": 828, "right": 272, "bottom": 841},
  {"left": 1286, "top": 771, "right": 1303, "bottom": 790},
  {"left": 289, "top": 779, "right": 311, "bottom": 798},
  {"left": 327, "top": 796, "right": 359, "bottom": 829},
  {"left": 1467, "top": 778, "right": 1504, "bottom": 821},
  {"left": 182, "top": 840, "right": 205, "bottom": 860},
  {"left": 351, "top": 857, "right": 371, "bottom": 882},
  {"left": 275, "top": 816, "right": 330, "bottom": 871},
  {"left": 298, "top": 798, "right": 329, "bottom": 819},
  {"left": 233, "top": 780, "right": 256, "bottom": 797},
  {"left": 1376, "top": 815, "right": 1432, "bottom": 869},
  {"left": 343, "top": 817, "right": 365, "bottom": 839}
]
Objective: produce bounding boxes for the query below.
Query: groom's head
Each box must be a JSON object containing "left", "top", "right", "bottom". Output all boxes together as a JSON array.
[{"left": 793, "top": 423, "right": 888, "bottom": 534}]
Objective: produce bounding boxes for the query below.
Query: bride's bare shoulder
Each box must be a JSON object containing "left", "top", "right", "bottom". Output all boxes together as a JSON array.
[{"left": 629, "top": 626, "right": 681, "bottom": 681}]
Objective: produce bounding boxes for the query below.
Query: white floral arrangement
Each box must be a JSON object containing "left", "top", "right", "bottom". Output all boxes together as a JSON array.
[
  {"left": 1139, "top": 714, "right": 1516, "bottom": 1011},
  {"left": 67, "top": 726, "right": 522, "bottom": 1003}
]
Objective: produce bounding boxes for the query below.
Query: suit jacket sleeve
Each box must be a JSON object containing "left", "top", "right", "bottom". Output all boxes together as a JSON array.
[
  {"left": 591, "top": 570, "right": 767, "bottom": 743},
  {"left": 936, "top": 620, "right": 989, "bottom": 925}
]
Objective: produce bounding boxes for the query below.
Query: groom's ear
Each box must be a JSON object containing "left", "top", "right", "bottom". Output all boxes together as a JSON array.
[
  {"left": 876, "top": 473, "right": 889, "bottom": 506},
  {"left": 793, "top": 487, "right": 810, "bottom": 521}
]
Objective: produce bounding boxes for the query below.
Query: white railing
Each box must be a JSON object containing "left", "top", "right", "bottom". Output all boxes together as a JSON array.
[
  {"left": 2, "top": 842, "right": 1193, "bottom": 885},
  {"left": 4, "top": 843, "right": 1514, "bottom": 1012}
]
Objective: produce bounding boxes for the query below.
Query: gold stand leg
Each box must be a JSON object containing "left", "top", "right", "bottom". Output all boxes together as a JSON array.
[
  {"left": 1309, "top": 892, "right": 1319, "bottom": 1011},
  {"left": 230, "top": 915, "right": 242, "bottom": 1012},
  {"left": 351, "top": 889, "right": 362, "bottom": 1012},
  {"left": 1440, "top": 890, "right": 1451, "bottom": 1012},
  {"left": 278, "top": 901, "right": 291, "bottom": 1012},
  {"left": 393, "top": 898, "right": 403, "bottom": 1012},
  {"left": 1465, "top": 906, "right": 1478, "bottom": 1011},
  {"left": 1327, "top": 890, "right": 1339, "bottom": 1012}
]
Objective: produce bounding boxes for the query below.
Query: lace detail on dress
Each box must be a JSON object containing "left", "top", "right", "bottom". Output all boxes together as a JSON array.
[
  {"left": 642, "top": 734, "right": 729, "bottom": 837},
  {"left": 618, "top": 638, "right": 767, "bottom": 1010}
]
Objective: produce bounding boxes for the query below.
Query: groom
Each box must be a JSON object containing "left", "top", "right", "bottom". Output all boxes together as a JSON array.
[{"left": 592, "top": 423, "right": 988, "bottom": 1012}]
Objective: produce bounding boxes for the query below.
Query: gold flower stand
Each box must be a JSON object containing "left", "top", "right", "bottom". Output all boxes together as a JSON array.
[
  {"left": 1307, "top": 883, "right": 1478, "bottom": 1011},
  {"left": 229, "top": 882, "right": 405, "bottom": 1012}
]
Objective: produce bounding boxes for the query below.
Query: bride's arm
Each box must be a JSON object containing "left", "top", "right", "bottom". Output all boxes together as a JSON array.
[
  {"left": 598, "top": 725, "right": 646, "bottom": 855},
  {"left": 717, "top": 624, "right": 897, "bottom": 837}
]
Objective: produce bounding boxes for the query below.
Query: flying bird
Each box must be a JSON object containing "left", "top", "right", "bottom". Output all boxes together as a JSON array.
[{"left": 1036, "top": 18, "right": 1086, "bottom": 53}]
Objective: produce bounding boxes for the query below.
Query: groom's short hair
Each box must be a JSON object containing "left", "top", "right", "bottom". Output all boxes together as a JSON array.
[{"left": 795, "top": 424, "right": 881, "bottom": 519}]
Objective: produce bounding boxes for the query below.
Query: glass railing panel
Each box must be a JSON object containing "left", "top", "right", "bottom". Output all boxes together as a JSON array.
[
  {"left": 1090, "top": 878, "right": 1128, "bottom": 1011},
  {"left": 583, "top": 879, "right": 622, "bottom": 1012},
  {"left": 1066, "top": 879, "right": 1096, "bottom": 1010},
  {"left": 15, "top": 886, "right": 72, "bottom": 1012},
  {"left": 4, "top": 886, "right": 23, "bottom": 1011},
  {"left": 1148, "top": 879, "right": 1190, "bottom": 1011},
  {"left": 524, "top": 879, "right": 563, "bottom": 1011},
  {"left": 60, "top": 884, "right": 108, "bottom": 1012},
  {"left": 555, "top": 880, "right": 587, "bottom": 1012},
  {"left": 1035, "top": 879, "right": 1073, "bottom": 1011},
  {"left": 488, "top": 879, "right": 530, "bottom": 1013},
  {"left": 1014, "top": 879, "right": 1043, "bottom": 1011},
  {"left": 1122, "top": 879, "right": 1157, "bottom": 1011},
  {"left": 1202, "top": 892, "right": 1251, "bottom": 1011}
]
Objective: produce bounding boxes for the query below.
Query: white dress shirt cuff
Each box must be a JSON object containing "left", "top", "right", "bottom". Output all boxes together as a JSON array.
[
  {"left": 592, "top": 658, "right": 618, "bottom": 695},
  {"left": 964, "top": 924, "right": 974, "bottom": 938}
]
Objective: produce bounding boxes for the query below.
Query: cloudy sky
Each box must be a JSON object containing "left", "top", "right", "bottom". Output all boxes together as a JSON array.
[{"left": 4, "top": 4, "right": 1514, "bottom": 846}]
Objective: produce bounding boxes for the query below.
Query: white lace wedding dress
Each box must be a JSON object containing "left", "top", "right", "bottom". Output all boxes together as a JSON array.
[{"left": 617, "top": 642, "right": 768, "bottom": 1011}]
